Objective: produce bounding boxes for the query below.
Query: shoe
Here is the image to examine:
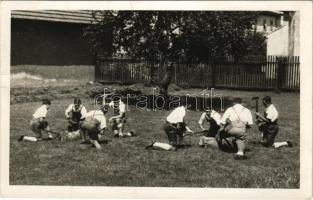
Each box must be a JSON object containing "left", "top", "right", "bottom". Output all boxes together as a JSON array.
[
  {"left": 129, "top": 130, "right": 136, "bottom": 136},
  {"left": 145, "top": 141, "right": 156, "bottom": 149},
  {"left": 287, "top": 141, "right": 293, "bottom": 147},
  {"left": 234, "top": 154, "right": 247, "bottom": 160},
  {"left": 198, "top": 145, "right": 205, "bottom": 148},
  {"left": 113, "top": 134, "right": 119, "bottom": 138},
  {"left": 18, "top": 135, "right": 24, "bottom": 142}
]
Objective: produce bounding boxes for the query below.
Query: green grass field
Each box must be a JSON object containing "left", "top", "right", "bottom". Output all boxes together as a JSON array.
[{"left": 10, "top": 89, "right": 300, "bottom": 188}]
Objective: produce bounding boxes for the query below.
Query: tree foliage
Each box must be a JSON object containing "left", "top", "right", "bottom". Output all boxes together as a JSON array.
[{"left": 84, "top": 11, "right": 266, "bottom": 62}]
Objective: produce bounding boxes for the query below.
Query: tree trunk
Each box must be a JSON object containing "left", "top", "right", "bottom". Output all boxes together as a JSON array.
[{"left": 159, "top": 62, "right": 174, "bottom": 96}]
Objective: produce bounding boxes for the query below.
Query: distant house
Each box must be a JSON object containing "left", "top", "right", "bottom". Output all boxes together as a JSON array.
[
  {"left": 11, "top": 10, "right": 112, "bottom": 66},
  {"left": 255, "top": 11, "right": 299, "bottom": 56}
]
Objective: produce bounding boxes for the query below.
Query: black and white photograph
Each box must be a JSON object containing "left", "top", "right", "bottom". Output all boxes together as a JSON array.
[{"left": 0, "top": 1, "right": 312, "bottom": 199}]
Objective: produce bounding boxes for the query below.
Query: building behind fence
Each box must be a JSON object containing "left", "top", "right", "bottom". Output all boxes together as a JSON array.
[{"left": 95, "top": 56, "right": 300, "bottom": 91}]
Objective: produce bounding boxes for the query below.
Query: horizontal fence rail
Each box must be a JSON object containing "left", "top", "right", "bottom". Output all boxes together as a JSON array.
[{"left": 95, "top": 56, "right": 300, "bottom": 91}]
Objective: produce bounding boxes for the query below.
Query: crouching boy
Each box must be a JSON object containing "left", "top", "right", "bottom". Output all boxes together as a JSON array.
[
  {"left": 145, "top": 102, "right": 193, "bottom": 151},
  {"left": 198, "top": 108, "right": 221, "bottom": 148},
  {"left": 108, "top": 97, "right": 134, "bottom": 138},
  {"left": 219, "top": 97, "right": 253, "bottom": 160},
  {"left": 62, "top": 98, "right": 87, "bottom": 140},
  {"left": 18, "top": 99, "right": 53, "bottom": 142},
  {"left": 256, "top": 96, "right": 292, "bottom": 148},
  {"left": 80, "top": 107, "right": 108, "bottom": 149}
]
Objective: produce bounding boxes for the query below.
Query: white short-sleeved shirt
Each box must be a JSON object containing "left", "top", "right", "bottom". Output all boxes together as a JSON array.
[
  {"left": 265, "top": 104, "right": 278, "bottom": 122},
  {"left": 220, "top": 104, "right": 253, "bottom": 125},
  {"left": 198, "top": 110, "right": 221, "bottom": 125},
  {"left": 85, "top": 110, "right": 107, "bottom": 129},
  {"left": 166, "top": 106, "right": 186, "bottom": 124},
  {"left": 65, "top": 104, "right": 87, "bottom": 119},
  {"left": 33, "top": 105, "right": 49, "bottom": 119},
  {"left": 108, "top": 100, "right": 126, "bottom": 114}
]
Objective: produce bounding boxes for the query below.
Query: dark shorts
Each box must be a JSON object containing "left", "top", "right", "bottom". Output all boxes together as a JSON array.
[
  {"left": 30, "top": 118, "right": 48, "bottom": 138},
  {"left": 81, "top": 117, "right": 100, "bottom": 140},
  {"left": 217, "top": 135, "right": 238, "bottom": 153},
  {"left": 260, "top": 123, "right": 279, "bottom": 147},
  {"left": 203, "top": 125, "right": 220, "bottom": 137},
  {"left": 164, "top": 122, "right": 184, "bottom": 146},
  {"left": 68, "top": 118, "right": 82, "bottom": 132}
]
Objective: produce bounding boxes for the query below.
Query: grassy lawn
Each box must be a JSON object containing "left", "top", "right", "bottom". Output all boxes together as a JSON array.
[{"left": 10, "top": 90, "right": 299, "bottom": 188}]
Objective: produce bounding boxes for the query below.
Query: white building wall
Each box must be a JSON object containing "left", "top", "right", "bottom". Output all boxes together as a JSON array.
[{"left": 266, "top": 25, "right": 289, "bottom": 56}]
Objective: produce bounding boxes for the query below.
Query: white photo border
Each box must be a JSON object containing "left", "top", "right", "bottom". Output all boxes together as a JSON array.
[{"left": 0, "top": 1, "right": 312, "bottom": 199}]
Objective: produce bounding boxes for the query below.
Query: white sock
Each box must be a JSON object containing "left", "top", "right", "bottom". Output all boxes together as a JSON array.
[
  {"left": 91, "top": 140, "right": 102, "bottom": 149},
  {"left": 153, "top": 142, "right": 173, "bottom": 150},
  {"left": 236, "top": 151, "right": 244, "bottom": 156},
  {"left": 23, "top": 136, "right": 37, "bottom": 142},
  {"left": 273, "top": 142, "right": 288, "bottom": 148}
]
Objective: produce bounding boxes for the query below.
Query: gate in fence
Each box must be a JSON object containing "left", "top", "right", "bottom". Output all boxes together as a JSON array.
[{"left": 95, "top": 56, "right": 300, "bottom": 91}]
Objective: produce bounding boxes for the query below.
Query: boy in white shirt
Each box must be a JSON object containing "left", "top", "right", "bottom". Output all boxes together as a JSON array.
[
  {"left": 108, "top": 97, "right": 134, "bottom": 138},
  {"left": 18, "top": 99, "right": 52, "bottom": 142},
  {"left": 220, "top": 97, "right": 253, "bottom": 160},
  {"left": 198, "top": 108, "right": 221, "bottom": 148},
  {"left": 61, "top": 98, "right": 87, "bottom": 140},
  {"left": 65, "top": 98, "right": 87, "bottom": 132},
  {"left": 255, "top": 96, "right": 292, "bottom": 148},
  {"left": 80, "top": 107, "right": 108, "bottom": 150},
  {"left": 145, "top": 102, "right": 193, "bottom": 151}
]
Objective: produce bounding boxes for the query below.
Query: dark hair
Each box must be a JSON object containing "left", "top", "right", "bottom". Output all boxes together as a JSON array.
[
  {"left": 42, "top": 99, "right": 51, "bottom": 105},
  {"left": 112, "top": 95, "right": 122, "bottom": 102},
  {"left": 262, "top": 96, "right": 272, "bottom": 104},
  {"left": 74, "top": 97, "right": 81, "bottom": 104},
  {"left": 233, "top": 97, "right": 242, "bottom": 104}
]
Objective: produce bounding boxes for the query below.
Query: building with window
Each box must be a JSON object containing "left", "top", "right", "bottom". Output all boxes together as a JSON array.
[{"left": 255, "top": 11, "right": 299, "bottom": 56}]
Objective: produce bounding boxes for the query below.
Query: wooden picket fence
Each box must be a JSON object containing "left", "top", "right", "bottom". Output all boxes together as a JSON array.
[{"left": 95, "top": 56, "right": 300, "bottom": 91}]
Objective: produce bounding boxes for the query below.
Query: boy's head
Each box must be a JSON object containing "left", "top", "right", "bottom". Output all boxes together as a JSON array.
[
  {"left": 262, "top": 96, "right": 272, "bottom": 107},
  {"left": 205, "top": 108, "right": 212, "bottom": 116},
  {"left": 42, "top": 99, "right": 51, "bottom": 110},
  {"left": 232, "top": 97, "right": 242, "bottom": 105},
  {"left": 112, "top": 95, "right": 122, "bottom": 104},
  {"left": 74, "top": 98, "right": 82, "bottom": 110}
]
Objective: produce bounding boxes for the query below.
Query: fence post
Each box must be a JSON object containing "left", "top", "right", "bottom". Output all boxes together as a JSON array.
[
  {"left": 94, "top": 53, "right": 98, "bottom": 82},
  {"left": 211, "top": 62, "right": 216, "bottom": 88},
  {"left": 276, "top": 57, "right": 287, "bottom": 92}
]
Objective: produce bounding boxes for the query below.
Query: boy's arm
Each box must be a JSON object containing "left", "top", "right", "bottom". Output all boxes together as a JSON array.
[
  {"left": 255, "top": 112, "right": 270, "bottom": 123},
  {"left": 198, "top": 113, "right": 206, "bottom": 130},
  {"left": 81, "top": 106, "right": 87, "bottom": 120},
  {"left": 182, "top": 118, "right": 193, "bottom": 133},
  {"left": 65, "top": 105, "right": 71, "bottom": 119}
]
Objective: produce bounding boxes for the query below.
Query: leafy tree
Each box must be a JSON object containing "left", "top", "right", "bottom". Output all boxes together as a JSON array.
[{"left": 84, "top": 11, "right": 266, "bottom": 94}]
